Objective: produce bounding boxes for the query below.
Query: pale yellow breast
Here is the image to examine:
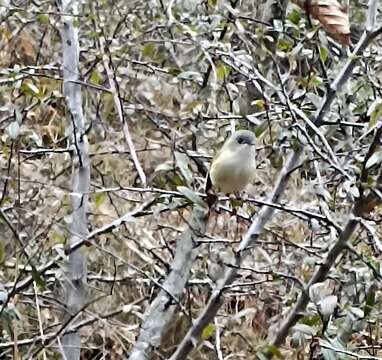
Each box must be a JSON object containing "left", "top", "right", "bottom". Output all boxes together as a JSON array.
[{"left": 210, "top": 148, "right": 255, "bottom": 193}]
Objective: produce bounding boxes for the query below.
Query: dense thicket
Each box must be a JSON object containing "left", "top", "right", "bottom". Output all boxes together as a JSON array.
[{"left": 1, "top": 1, "right": 382, "bottom": 359}]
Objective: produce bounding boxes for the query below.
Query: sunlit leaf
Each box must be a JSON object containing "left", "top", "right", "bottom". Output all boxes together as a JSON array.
[
  {"left": 49, "top": 231, "right": 65, "bottom": 244},
  {"left": 90, "top": 69, "right": 102, "bottom": 85},
  {"left": 37, "top": 14, "right": 49, "bottom": 25},
  {"left": 288, "top": 8, "right": 301, "bottom": 25},
  {"left": 365, "top": 150, "right": 382, "bottom": 169},
  {"left": 216, "top": 63, "right": 231, "bottom": 81},
  {"left": 319, "top": 46, "right": 329, "bottom": 64},
  {"left": 251, "top": 99, "right": 265, "bottom": 110},
  {"left": 201, "top": 323, "right": 215, "bottom": 339},
  {"left": 95, "top": 191, "right": 107, "bottom": 207},
  {"left": 367, "top": 99, "right": 382, "bottom": 128},
  {"left": 21, "top": 82, "right": 41, "bottom": 98}
]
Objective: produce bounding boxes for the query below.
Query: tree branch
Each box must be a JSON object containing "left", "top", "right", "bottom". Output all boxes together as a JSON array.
[
  {"left": 57, "top": 1, "right": 91, "bottom": 357},
  {"left": 128, "top": 205, "right": 208, "bottom": 360}
]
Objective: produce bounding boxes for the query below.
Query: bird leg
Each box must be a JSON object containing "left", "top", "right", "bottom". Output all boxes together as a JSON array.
[
  {"left": 228, "top": 192, "right": 251, "bottom": 238},
  {"left": 228, "top": 192, "right": 243, "bottom": 215}
]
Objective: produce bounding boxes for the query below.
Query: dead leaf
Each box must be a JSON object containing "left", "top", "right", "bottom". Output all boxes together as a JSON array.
[
  {"left": 292, "top": 0, "right": 351, "bottom": 45},
  {"left": 10, "top": 31, "right": 37, "bottom": 65}
]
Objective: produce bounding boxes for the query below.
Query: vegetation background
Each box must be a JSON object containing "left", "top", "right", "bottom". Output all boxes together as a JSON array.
[{"left": 1, "top": 0, "right": 382, "bottom": 359}]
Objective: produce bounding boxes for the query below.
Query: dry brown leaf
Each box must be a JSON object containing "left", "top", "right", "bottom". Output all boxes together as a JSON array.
[
  {"left": 293, "top": 0, "right": 351, "bottom": 45},
  {"left": 16, "top": 35, "right": 37, "bottom": 64},
  {"left": 7, "top": 30, "right": 37, "bottom": 65}
]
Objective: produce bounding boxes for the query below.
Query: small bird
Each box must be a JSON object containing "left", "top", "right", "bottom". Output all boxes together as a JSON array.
[{"left": 206, "top": 130, "right": 256, "bottom": 206}]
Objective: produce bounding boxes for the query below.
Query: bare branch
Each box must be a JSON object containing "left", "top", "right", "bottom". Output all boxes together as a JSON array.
[
  {"left": 57, "top": 0, "right": 91, "bottom": 358},
  {"left": 96, "top": 20, "right": 146, "bottom": 186}
]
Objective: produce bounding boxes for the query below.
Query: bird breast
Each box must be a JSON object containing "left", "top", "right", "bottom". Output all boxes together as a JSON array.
[{"left": 210, "top": 147, "right": 255, "bottom": 193}]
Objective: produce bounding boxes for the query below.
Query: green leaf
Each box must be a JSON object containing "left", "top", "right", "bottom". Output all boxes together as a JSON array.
[
  {"left": 21, "top": 82, "right": 41, "bottom": 98},
  {"left": 216, "top": 62, "right": 231, "bottom": 81},
  {"left": 260, "top": 344, "right": 283, "bottom": 358},
  {"left": 367, "top": 99, "right": 382, "bottom": 128},
  {"left": 168, "top": 67, "right": 181, "bottom": 76},
  {"left": 288, "top": 8, "right": 301, "bottom": 25},
  {"left": 142, "top": 42, "right": 156, "bottom": 59},
  {"left": 307, "top": 75, "right": 322, "bottom": 89},
  {"left": 48, "top": 231, "right": 65, "bottom": 244},
  {"left": 319, "top": 46, "right": 329, "bottom": 64},
  {"left": 95, "top": 191, "right": 107, "bottom": 207},
  {"left": 292, "top": 139, "right": 301, "bottom": 151},
  {"left": 31, "top": 267, "right": 46, "bottom": 290},
  {"left": 254, "top": 124, "right": 267, "bottom": 137},
  {"left": 364, "top": 284, "right": 376, "bottom": 317},
  {"left": 37, "top": 14, "right": 49, "bottom": 25},
  {"left": 177, "top": 186, "right": 204, "bottom": 206},
  {"left": 201, "top": 323, "right": 215, "bottom": 339},
  {"left": 184, "top": 99, "right": 203, "bottom": 112},
  {"left": 300, "top": 314, "right": 322, "bottom": 326},
  {"left": 90, "top": 69, "right": 102, "bottom": 85},
  {"left": 251, "top": 99, "right": 265, "bottom": 110},
  {"left": 172, "top": 173, "right": 185, "bottom": 187},
  {"left": 277, "top": 38, "right": 292, "bottom": 51},
  {"left": 229, "top": 197, "right": 242, "bottom": 208}
]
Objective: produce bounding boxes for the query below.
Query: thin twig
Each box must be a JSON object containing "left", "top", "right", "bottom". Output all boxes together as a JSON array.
[{"left": 96, "top": 18, "right": 146, "bottom": 186}]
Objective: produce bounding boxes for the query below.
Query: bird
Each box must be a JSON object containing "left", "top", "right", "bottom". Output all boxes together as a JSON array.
[{"left": 206, "top": 130, "right": 256, "bottom": 206}]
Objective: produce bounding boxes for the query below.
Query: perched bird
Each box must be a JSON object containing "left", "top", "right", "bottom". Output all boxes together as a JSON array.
[{"left": 206, "top": 130, "right": 256, "bottom": 206}]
